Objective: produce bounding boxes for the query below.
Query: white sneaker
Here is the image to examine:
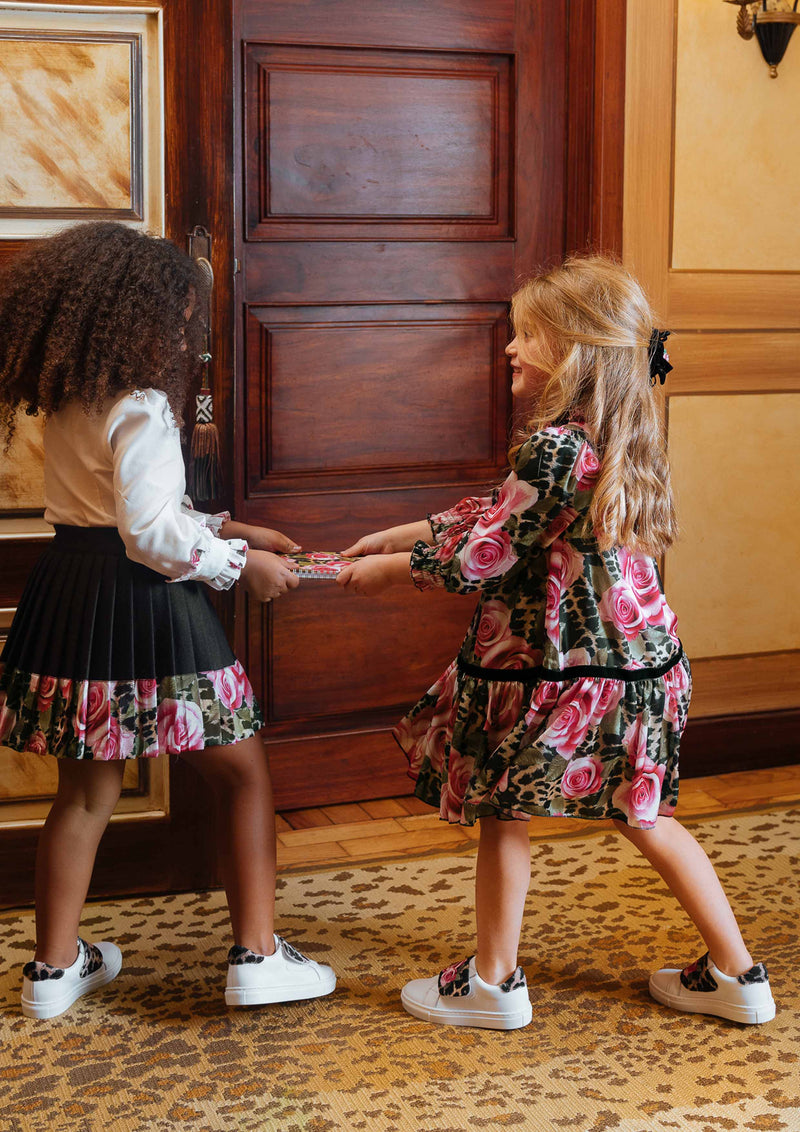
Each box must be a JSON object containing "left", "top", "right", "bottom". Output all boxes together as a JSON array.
[
  {"left": 649, "top": 952, "right": 775, "bottom": 1024},
  {"left": 401, "top": 956, "right": 532, "bottom": 1030},
  {"left": 21, "top": 937, "right": 122, "bottom": 1020},
  {"left": 224, "top": 934, "right": 336, "bottom": 1006}
]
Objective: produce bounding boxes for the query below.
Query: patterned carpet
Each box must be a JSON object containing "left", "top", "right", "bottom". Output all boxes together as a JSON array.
[{"left": 1, "top": 808, "right": 799, "bottom": 1132}]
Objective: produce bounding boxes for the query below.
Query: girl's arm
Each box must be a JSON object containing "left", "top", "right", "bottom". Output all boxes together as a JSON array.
[
  {"left": 341, "top": 521, "right": 433, "bottom": 557},
  {"left": 217, "top": 519, "right": 301, "bottom": 553},
  {"left": 108, "top": 391, "right": 287, "bottom": 594},
  {"left": 336, "top": 552, "right": 412, "bottom": 596},
  {"left": 408, "top": 429, "right": 585, "bottom": 597}
]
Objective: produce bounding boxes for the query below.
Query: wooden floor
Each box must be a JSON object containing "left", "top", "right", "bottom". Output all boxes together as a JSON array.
[{"left": 275, "top": 763, "right": 800, "bottom": 871}]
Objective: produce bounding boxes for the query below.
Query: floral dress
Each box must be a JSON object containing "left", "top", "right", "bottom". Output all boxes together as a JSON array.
[{"left": 393, "top": 422, "right": 691, "bottom": 829}]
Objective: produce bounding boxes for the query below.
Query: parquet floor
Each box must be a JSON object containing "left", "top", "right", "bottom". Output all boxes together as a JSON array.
[{"left": 276, "top": 762, "right": 800, "bottom": 871}]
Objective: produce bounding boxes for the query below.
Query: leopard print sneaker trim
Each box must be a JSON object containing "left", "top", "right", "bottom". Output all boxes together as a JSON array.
[
  {"left": 227, "top": 945, "right": 265, "bottom": 966},
  {"left": 22, "top": 959, "right": 65, "bottom": 982},
  {"left": 680, "top": 953, "right": 718, "bottom": 992},
  {"left": 79, "top": 939, "right": 104, "bottom": 978},
  {"left": 500, "top": 967, "right": 527, "bottom": 993},
  {"left": 737, "top": 962, "right": 769, "bottom": 986},
  {"left": 438, "top": 958, "right": 472, "bottom": 997}
]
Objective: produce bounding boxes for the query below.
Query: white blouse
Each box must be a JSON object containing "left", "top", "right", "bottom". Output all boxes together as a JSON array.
[{"left": 43, "top": 388, "right": 247, "bottom": 591}]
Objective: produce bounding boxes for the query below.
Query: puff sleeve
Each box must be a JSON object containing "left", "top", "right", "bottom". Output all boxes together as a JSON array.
[
  {"left": 410, "top": 427, "right": 584, "bottom": 595},
  {"left": 107, "top": 390, "right": 246, "bottom": 591}
]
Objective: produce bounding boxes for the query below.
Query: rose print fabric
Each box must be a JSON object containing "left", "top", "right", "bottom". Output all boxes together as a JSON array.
[
  {"left": 0, "top": 660, "right": 263, "bottom": 759},
  {"left": 394, "top": 423, "right": 691, "bottom": 829}
]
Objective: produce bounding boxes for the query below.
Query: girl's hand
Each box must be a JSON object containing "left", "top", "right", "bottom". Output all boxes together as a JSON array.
[
  {"left": 220, "top": 520, "right": 301, "bottom": 554},
  {"left": 240, "top": 550, "right": 300, "bottom": 602},
  {"left": 336, "top": 553, "right": 412, "bottom": 596},
  {"left": 341, "top": 521, "right": 432, "bottom": 557}
]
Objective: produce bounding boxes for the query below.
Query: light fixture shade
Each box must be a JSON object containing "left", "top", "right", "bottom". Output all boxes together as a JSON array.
[{"left": 753, "top": 11, "right": 800, "bottom": 75}]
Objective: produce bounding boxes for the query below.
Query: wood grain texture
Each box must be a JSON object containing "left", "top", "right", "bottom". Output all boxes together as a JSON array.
[
  {"left": 668, "top": 272, "right": 800, "bottom": 331},
  {"left": 686, "top": 653, "right": 800, "bottom": 718},
  {"left": 666, "top": 331, "right": 800, "bottom": 393},
  {"left": 622, "top": 0, "right": 673, "bottom": 315},
  {"left": 240, "top": 0, "right": 515, "bottom": 51},
  {"left": 244, "top": 302, "right": 509, "bottom": 491},
  {"left": 245, "top": 45, "right": 512, "bottom": 240}
]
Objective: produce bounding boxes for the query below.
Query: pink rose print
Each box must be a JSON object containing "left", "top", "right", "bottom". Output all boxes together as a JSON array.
[
  {"left": 157, "top": 698, "right": 205, "bottom": 754},
  {"left": 619, "top": 549, "right": 664, "bottom": 622},
  {"left": 474, "top": 599, "right": 512, "bottom": 657},
  {"left": 75, "top": 682, "right": 111, "bottom": 740},
  {"left": 432, "top": 496, "right": 487, "bottom": 533},
  {"left": 58, "top": 678, "right": 73, "bottom": 703},
  {"left": 544, "top": 539, "right": 584, "bottom": 647},
  {"left": 395, "top": 712, "right": 433, "bottom": 775},
  {"left": 598, "top": 581, "right": 647, "bottom": 642},
  {"left": 523, "top": 681, "right": 560, "bottom": 729},
  {"left": 421, "top": 723, "right": 450, "bottom": 774},
  {"left": 612, "top": 761, "right": 665, "bottom": 826},
  {"left": 135, "top": 679, "right": 158, "bottom": 714},
  {"left": 589, "top": 678, "right": 624, "bottom": 724},
  {"left": 541, "top": 507, "right": 578, "bottom": 548},
  {"left": 35, "top": 675, "right": 58, "bottom": 711},
  {"left": 434, "top": 526, "right": 466, "bottom": 564},
  {"left": 560, "top": 756, "right": 604, "bottom": 799},
  {"left": 623, "top": 715, "right": 649, "bottom": 767},
  {"left": 482, "top": 634, "right": 541, "bottom": 672},
  {"left": 207, "top": 664, "right": 248, "bottom": 712},
  {"left": 0, "top": 696, "right": 16, "bottom": 742},
  {"left": 543, "top": 682, "right": 601, "bottom": 759},
  {"left": 441, "top": 751, "right": 472, "bottom": 822},
  {"left": 439, "top": 960, "right": 462, "bottom": 987},
  {"left": 575, "top": 442, "right": 601, "bottom": 489},
  {"left": 474, "top": 474, "right": 539, "bottom": 534},
  {"left": 24, "top": 730, "right": 48, "bottom": 755},
  {"left": 87, "top": 717, "right": 135, "bottom": 761},
  {"left": 663, "top": 661, "right": 690, "bottom": 731},
  {"left": 662, "top": 602, "right": 680, "bottom": 644},
  {"left": 460, "top": 529, "right": 518, "bottom": 582},
  {"left": 486, "top": 680, "right": 524, "bottom": 741}
]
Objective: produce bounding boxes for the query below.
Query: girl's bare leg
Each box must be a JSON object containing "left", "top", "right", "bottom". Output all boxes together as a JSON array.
[
  {"left": 34, "top": 759, "right": 126, "bottom": 966},
  {"left": 181, "top": 734, "right": 276, "bottom": 955},
  {"left": 474, "top": 815, "right": 531, "bottom": 984},
  {"left": 613, "top": 816, "right": 754, "bottom": 974}
]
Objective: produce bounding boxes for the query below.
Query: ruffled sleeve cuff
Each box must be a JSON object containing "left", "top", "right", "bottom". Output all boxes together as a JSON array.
[
  {"left": 409, "top": 539, "right": 442, "bottom": 592},
  {"left": 168, "top": 538, "right": 248, "bottom": 592},
  {"left": 180, "top": 496, "right": 232, "bottom": 537}
]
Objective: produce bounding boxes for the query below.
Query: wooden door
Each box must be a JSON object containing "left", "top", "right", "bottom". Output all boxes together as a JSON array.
[
  {"left": 0, "top": 0, "right": 234, "bottom": 906},
  {"left": 233, "top": 1, "right": 623, "bottom": 810}
]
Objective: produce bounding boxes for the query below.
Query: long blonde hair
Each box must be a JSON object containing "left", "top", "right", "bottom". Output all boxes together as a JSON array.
[{"left": 510, "top": 255, "right": 677, "bottom": 556}]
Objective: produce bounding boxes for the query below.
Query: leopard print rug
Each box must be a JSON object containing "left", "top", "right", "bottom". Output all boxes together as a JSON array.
[{"left": 1, "top": 807, "right": 798, "bottom": 1132}]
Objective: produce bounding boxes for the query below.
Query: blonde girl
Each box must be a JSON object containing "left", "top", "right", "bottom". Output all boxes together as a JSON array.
[{"left": 337, "top": 256, "right": 773, "bottom": 1030}]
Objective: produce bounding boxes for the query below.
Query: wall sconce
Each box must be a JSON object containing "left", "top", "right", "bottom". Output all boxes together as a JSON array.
[{"left": 725, "top": 0, "right": 800, "bottom": 76}]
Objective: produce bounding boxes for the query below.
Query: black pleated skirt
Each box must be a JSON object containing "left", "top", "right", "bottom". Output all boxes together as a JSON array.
[{"left": 0, "top": 526, "right": 263, "bottom": 759}]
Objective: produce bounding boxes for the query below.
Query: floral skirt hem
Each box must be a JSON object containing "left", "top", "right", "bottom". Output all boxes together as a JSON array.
[
  {"left": 393, "top": 655, "right": 691, "bottom": 830},
  {"left": 0, "top": 661, "right": 264, "bottom": 760}
]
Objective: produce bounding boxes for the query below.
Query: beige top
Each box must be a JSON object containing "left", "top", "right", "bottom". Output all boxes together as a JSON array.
[{"left": 43, "top": 388, "right": 246, "bottom": 590}]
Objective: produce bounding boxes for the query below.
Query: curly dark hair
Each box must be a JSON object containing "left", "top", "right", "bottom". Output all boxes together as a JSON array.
[{"left": 0, "top": 221, "right": 209, "bottom": 447}]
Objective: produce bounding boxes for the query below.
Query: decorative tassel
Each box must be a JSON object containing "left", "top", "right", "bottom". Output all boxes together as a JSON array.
[{"left": 188, "top": 370, "right": 221, "bottom": 501}]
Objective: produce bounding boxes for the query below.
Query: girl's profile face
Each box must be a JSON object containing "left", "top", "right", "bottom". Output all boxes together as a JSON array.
[{"left": 505, "top": 333, "right": 549, "bottom": 399}]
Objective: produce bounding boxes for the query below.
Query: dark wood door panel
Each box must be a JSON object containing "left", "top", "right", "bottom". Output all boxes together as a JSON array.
[
  {"left": 245, "top": 44, "right": 512, "bottom": 241},
  {"left": 241, "top": 0, "right": 515, "bottom": 51},
  {"left": 244, "top": 242, "right": 516, "bottom": 304},
  {"left": 249, "top": 583, "right": 475, "bottom": 735},
  {"left": 244, "top": 302, "right": 510, "bottom": 495},
  {"left": 267, "top": 729, "right": 422, "bottom": 811},
  {"left": 233, "top": 0, "right": 576, "bottom": 811}
]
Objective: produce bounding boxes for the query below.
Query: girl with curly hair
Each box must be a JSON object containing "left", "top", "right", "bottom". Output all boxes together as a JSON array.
[
  {"left": 0, "top": 222, "right": 335, "bottom": 1018},
  {"left": 337, "top": 256, "right": 774, "bottom": 1030}
]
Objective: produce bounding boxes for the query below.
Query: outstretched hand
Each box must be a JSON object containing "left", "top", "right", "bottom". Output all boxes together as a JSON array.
[
  {"left": 336, "top": 552, "right": 412, "bottom": 597},
  {"left": 341, "top": 520, "right": 433, "bottom": 558},
  {"left": 220, "top": 519, "right": 301, "bottom": 554},
  {"left": 240, "top": 549, "right": 300, "bottom": 602}
]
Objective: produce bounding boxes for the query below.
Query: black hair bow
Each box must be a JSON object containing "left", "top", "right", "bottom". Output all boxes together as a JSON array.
[{"left": 648, "top": 329, "right": 673, "bottom": 386}]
